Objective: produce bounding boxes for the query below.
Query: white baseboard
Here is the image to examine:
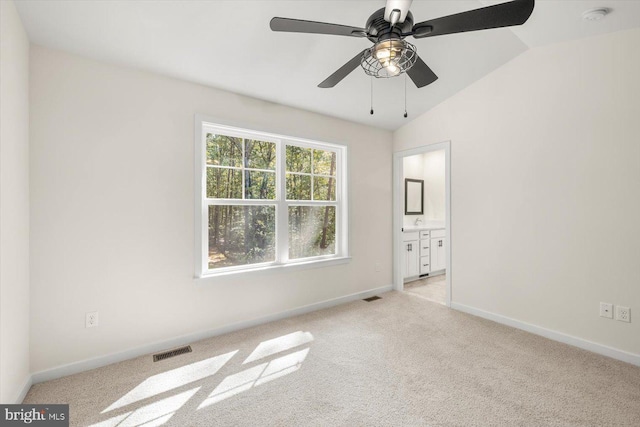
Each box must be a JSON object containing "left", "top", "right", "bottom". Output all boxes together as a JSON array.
[
  {"left": 32, "top": 285, "right": 393, "bottom": 384},
  {"left": 11, "top": 375, "right": 33, "bottom": 403},
  {"left": 451, "top": 302, "right": 640, "bottom": 367}
]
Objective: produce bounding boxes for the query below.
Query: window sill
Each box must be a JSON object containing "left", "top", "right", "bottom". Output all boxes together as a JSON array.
[{"left": 195, "top": 256, "right": 352, "bottom": 281}]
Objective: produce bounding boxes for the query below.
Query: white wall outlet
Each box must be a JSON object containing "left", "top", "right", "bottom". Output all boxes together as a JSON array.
[
  {"left": 615, "top": 306, "right": 631, "bottom": 323},
  {"left": 375, "top": 262, "right": 381, "bottom": 272},
  {"left": 599, "top": 302, "right": 613, "bottom": 319},
  {"left": 86, "top": 311, "right": 99, "bottom": 328}
]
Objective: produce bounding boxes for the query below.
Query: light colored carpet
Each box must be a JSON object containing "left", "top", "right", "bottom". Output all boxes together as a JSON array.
[
  {"left": 24, "top": 291, "right": 640, "bottom": 426},
  {"left": 405, "top": 275, "right": 447, "bottom": 305}
]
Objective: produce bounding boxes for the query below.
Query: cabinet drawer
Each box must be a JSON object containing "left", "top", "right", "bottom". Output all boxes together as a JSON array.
[
  {"left": 403, "top": 231, "right": 419, "bottom": 242},
  {"left": 431, "top": 229, "right": 446, "bottom": 238},
  {"left": 420, "top": 231, "right": 430, "bottom": 239},
  {"left": 420, "top": 257, "right": 430, "bottom": 275},
  {"left": 420, "top": 241, "right": 430, "bottom": 256}
]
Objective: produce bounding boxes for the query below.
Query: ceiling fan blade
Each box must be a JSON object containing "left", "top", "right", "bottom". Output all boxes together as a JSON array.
[
  {"left": 407, "top": 56, "right": 438, "bottom": 88},
  {"left": 412, "top": 0, "right": 534, "bottom": 39},
  {"left": 384, "top": 0, "right": 413, "bottom": 24},
  {"left": 270, "top": 17, "right": 367, "bottom": 37},
  {"left": 318, "top": 50, "right": 367, "bottom": 88}
]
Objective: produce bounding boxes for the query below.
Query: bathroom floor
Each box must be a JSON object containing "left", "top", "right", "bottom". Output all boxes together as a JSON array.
[{"left": 404, "top": 274, "right": 446, "bottom": 305}]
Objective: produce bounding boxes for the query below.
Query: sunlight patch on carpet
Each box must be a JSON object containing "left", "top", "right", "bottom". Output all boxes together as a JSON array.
[
  {"left": 243, "top": 331, "right": 313, "bottom": 364},
  {"left": 102, "top": 350, "right": 237, "bottom": 413},
  {"left": 91, "top": 387, "right": 200, "bottom": 427},
  {"left": 199, "top": 348, "right": 309, "bottom": 409}
]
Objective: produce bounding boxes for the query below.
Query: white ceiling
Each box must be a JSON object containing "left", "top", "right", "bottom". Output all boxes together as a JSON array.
[{"left": 14, "top": 0, "right": 640, "bottom": 131}]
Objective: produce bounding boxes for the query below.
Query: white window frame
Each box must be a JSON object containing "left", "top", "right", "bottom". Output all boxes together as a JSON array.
[{"left": 195, "top": 117, "right": 349, "bottom": 278}]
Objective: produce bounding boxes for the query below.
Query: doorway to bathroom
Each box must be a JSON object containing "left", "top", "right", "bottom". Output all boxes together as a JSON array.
[{"left": 392, "top": 141, "right": 451, "bottom": 306}]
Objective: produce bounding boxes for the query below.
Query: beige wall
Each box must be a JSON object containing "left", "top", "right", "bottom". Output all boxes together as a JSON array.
[
  {"left": 29, "top": 46, "right": 393, "bottom": 373},
  {"left": 422, "top": 150, "right": 446, "bottom": 222},
  {"left": 394, "top": 29, "right": 640, "bottom": 356},
  {"left": 0, "top": 0, "right": 31, "bottom": 403}
]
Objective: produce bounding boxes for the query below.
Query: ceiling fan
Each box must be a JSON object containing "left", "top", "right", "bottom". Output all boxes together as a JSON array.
[{"left": 270, "top": 0, "right": 535, "bottom": 89}]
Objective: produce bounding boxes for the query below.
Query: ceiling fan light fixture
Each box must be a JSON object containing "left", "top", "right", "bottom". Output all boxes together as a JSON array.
[
  {"left": 361, "top": 38, "right": 417, "bottom": 79},
  {"left": 386, "top": 63, "right": 400, "bottom": 76}
]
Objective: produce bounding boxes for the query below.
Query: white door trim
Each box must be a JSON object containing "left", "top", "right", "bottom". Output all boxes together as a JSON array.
[{"left": 393, "top": 141, "right": 452, "bottom": 307}]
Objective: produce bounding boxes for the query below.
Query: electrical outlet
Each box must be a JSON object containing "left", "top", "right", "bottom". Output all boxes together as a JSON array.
[
  {"left": 615, "top": 306, "right": 630, "bottom": 323},
  {"left": 375, "top": 262, "right": 381, "bottom": 272},
  {"left": 599, "top": 302, "right": 613, "bottom": 319},
  {"left": 86, "top": 311, "right": 99, "bottom": 328}
]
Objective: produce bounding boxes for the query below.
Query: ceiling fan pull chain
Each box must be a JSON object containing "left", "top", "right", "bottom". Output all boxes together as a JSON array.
[
  {"left": 404, "top": 74, "right": 408, "bottom": 118},
  {"left": 370, "top": 77, "right": 374, "bottom": 115}
]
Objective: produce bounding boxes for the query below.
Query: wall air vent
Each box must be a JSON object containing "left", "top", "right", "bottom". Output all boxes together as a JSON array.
[{"left": 153, "top": 345, "right": 192, "bottom": 362}]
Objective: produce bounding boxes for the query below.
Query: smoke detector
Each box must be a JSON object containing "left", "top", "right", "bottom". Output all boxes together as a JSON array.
[{"left": 582, "top": 8, "right": 610, "bottom": 21}]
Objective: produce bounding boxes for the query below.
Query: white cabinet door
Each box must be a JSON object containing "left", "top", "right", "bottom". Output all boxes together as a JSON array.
[
  {"left": 430, "top": 237, "right": 446, "bottom": 272},
  {"left": 403, "top": 240, "right": 419, "bottom": 279}
]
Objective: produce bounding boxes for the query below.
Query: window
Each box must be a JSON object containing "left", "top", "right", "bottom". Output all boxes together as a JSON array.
[{"left": 196, "top": 119, "right": 348, "bottom": 277}]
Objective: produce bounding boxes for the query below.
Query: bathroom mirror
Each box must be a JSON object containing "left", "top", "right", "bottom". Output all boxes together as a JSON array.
[{"left": 405, "top": 179, "right": 424, "bottom": 215}]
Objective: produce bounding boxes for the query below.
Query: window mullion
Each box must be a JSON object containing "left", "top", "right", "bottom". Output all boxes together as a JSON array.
[
  {"left": 241, "top": 138, "right": 246, "bottom": 200},
  {"left": 310, "top": 149, "right": 314, "bottom": 201},
  {"left": 276, "top": 141, "right": 289, "bottom": 264}
]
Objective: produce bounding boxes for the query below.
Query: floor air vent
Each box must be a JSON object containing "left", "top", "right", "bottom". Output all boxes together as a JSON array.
[
  {"left": 153, "top": 345, "right": 192, "bottom": 362},
  {"left": 363, "top": 296, "right": 381, "bottom": 302}
]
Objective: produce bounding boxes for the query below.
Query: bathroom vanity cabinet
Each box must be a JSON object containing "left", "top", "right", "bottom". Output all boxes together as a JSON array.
[{"left": 402, "top": 228, "right": 446, "bottom": 281}]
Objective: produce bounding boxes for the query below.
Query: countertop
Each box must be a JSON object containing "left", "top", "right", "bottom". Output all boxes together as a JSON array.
[{"left": 402, "top": 222, "right": 446, "bottom": 232}]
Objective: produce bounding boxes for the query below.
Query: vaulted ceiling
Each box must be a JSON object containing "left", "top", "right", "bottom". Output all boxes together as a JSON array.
[{"left": 14, "top": 0, "right": 640, "bottom": 130}]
